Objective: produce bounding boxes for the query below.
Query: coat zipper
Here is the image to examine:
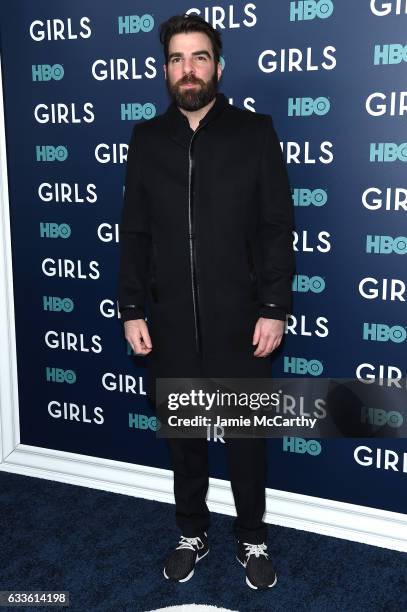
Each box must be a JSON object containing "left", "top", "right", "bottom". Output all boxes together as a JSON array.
[
  {"left": 246, "top": 239, "right": 258, "bottom": 301},
  {"left": 188, "top": 126, "right": 204, "bottom": 355},
  {"left": 150, "top": 241, "right": 158, "bottom": 303}
]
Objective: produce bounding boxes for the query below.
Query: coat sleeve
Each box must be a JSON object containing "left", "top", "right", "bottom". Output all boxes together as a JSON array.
[
  {"left": 256, "top": 115, "right": 295, "bottom": 320},
  {"left": 117, "top": 124, "right": 151, "bottom": 323}
]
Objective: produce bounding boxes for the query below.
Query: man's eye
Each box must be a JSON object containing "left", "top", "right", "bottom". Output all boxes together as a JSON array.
[
  {"left": 172, "top": 57, "right": 181, "bottom": 63},
  {"left": 196, "top": 56, "right": 207, "bottom": 61}
]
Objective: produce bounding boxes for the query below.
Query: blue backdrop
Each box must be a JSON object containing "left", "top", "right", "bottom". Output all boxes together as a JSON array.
[{"left": 1, "top": 0, "right": 406, "bottom": 514}]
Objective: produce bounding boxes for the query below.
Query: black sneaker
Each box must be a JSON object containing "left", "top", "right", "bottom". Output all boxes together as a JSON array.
[
  {"left": 236, "top": 540, "right": 277, "bottom": 590},
  {"left": 163, "top": 532, "right": 209, "bottom": 582}
]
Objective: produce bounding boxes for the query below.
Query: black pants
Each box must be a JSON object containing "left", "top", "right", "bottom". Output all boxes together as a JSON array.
[{"left": 166, "top": 436, "right": 268, "bottom": 544}]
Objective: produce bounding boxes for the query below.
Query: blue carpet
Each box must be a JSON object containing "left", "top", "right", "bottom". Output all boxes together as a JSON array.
[{"left": 0, "top": 471, "right": 406, "bottom": 612}]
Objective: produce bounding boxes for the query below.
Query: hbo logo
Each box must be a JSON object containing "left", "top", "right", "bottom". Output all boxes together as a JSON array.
[
  {"left": 36, "top": 145, "right": 68, "bottom": 162},
  {"left": 290, "top": 0, "right": 334, "bottom": 21},
  {"left": 288, "top": 97, "right": 330, "bottom": 116},
  {"left": 363, "top": 323, "right": 406, "bottom": 343},
  {"left": 292, "top": 275, "right": 325, "bottom": 293},
  {"left": 292, "top": 188, "right": 327, "bottom": 207},
  {"left": 32, "top": 64, "right": 64, "bottom": 81},
  {"left": 118, "top": 14, "right": 154, "bottom": 34},
  {"left": 46, "top": 367, "right": 76, "bottom": 384},
  {"left": 366, "top": 234, "right": 407, "bottom": 254},
  {"left": 120, "top": 102, "right": 156, "bottom": 121},
  {"left": 43, "top": 296, "right": 74, "bottom": 312},
  {"left": 129, "top": 413, "right": 160, "bottom": 431},
  {"left": 361, "top": 407, "right": 403, "bottom": 428},
  {"left": 370, "top": 142, "right": 407, "bottom": 162},
  {"left": 284, "top": 356, "right": 323, "bottom": 376},
  {"left": 40, "top": 223, "right": 71, "bottom": 239},
  {"left": 374, "top": 44, "right": 407, "bottom": 65},
  {"left": 283, "top": 437, "right": 322, "bottom": 455}
]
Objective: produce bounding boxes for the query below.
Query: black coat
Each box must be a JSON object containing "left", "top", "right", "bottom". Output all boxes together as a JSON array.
[{"left": 118, "top": 92, "right": 295, "bottom": 393}]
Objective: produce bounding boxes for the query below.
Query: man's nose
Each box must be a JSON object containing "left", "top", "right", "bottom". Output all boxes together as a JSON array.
[{"left": 183, "top": 58, "right": 195, "bottom": 75}]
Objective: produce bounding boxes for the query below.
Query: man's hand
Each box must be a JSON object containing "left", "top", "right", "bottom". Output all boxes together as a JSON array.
[
  {"left": 124, "top": 319, "right": 152, "bottom": 355},
  {"left": 252, "top": 317, "right": 285, "bottom": 357}
]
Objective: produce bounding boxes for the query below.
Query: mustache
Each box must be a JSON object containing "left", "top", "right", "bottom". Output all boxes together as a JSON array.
[{"left": 177, "top": 76, "right": 203, "bottom": 85}]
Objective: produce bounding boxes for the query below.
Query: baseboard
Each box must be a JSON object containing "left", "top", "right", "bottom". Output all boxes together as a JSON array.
[{"left": 1, "top": 443, "right": 406, "bottom": 552}]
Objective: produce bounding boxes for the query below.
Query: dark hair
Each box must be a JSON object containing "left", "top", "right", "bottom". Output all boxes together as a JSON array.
[{"left": 159, "top": 13, "right": 222, "bottom": 66}]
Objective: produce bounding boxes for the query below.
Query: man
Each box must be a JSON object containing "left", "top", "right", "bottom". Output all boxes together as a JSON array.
[{"left": 118, "top": 14, "right": 295, "bottom": 590}]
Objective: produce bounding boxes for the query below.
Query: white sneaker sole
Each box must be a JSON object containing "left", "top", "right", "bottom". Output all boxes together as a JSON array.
[
  {"left": 236, "top": 555, "right": 278, "bottom": 590},
  {"left": 163, "top": 547, "right": 209, "bottom": 583}
]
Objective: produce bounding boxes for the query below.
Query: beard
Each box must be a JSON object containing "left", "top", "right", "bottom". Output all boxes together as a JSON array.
[{"left": 166, "top": 69, "right": 219, "bottom": 111}]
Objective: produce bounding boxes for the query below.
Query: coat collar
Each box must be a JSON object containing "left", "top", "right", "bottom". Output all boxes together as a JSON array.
[{"left": 163, "top": 92, "right": 229, "bottom": 149}]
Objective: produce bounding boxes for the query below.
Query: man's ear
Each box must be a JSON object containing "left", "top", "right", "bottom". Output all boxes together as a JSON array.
[
  {"left": 217, "top": 62, "right": 222, "bottom": 81},
  {"left": 163, "top": 63, "right": 167, "bottom": 80}
]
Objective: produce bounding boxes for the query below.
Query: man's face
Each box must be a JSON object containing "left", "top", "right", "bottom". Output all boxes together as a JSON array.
[{"left": 164, "top": 31, "right": 222, "bottom": 111}]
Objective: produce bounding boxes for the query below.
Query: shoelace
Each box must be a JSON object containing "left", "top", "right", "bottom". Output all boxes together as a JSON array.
[
  {"left": 243, "top": 542, "right": 269, "bottom": 560},
  {"left": 176, "top": 535, "right": 204, "bottom": 551}
]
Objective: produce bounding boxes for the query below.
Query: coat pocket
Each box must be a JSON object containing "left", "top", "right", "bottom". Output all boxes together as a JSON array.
[
  {"left": 150, "top": 241, "right": 158, "bottom": 303},
  {"left": 245, "top": 239, "right": 258, "bottom": 301}
]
